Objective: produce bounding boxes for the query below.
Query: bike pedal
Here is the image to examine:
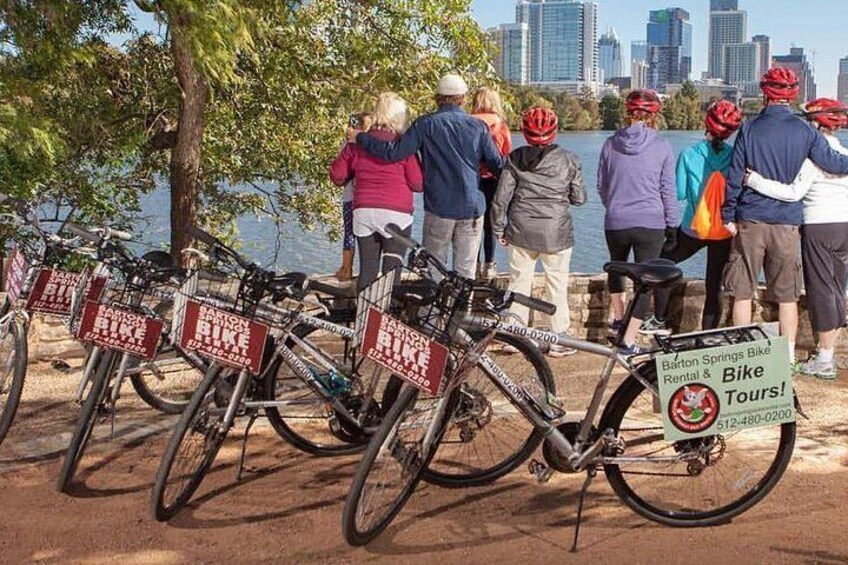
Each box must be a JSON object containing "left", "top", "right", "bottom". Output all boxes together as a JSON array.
[{"left": 528, "top": 458, "right": 553, "bottom": 484}]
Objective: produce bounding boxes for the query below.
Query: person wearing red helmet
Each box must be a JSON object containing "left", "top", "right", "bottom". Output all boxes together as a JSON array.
[
  {"left": 597, "top": 89, "right": 678, "bottom": 354},
  {"left": 647, "top": 100, "right": 745, "bottom": 334},
  {"left": 744, "top": 98, "right": 848, "bottom": 378},
  {"left": 491, "top": 106, "right": 587, "bottom": 357},
  {"left": 721, "top": 68, "right": 848, "bottom": 366}
]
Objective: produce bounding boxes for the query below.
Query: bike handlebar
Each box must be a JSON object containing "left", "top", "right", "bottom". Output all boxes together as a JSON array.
[
  {"left": 186, "top": 225, "right": 253, "bottom": 271},
  {"left": 383, "top": 224, "right": 556, "bottom": 317},
  {"left": 64, "top": 222, "right": 100, "bottom": 243}
]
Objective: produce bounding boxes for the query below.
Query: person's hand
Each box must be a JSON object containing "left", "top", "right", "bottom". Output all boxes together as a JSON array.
[
  {"left": 346, "top": 127, "right": 359, "bottom": 144},
  {"left": 744, "top": 168, "right": 754, "bottom": 186},
  {"left": 498, "top": 235, "right": 508, "bottom": 246},
  {"left": 662, "top": 226, "right": 678, "bottom": 254},
  {"left": 724, "top": 222, "right": 738, "bottom": 236}
]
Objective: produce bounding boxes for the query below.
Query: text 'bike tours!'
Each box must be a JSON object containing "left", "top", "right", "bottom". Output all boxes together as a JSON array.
[{"left": 656, "top": 335, "right": 796, "bottom": 442}]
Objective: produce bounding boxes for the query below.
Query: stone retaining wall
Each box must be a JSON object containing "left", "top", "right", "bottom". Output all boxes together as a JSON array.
[{"left": 12, "top": 273, "right": 837, "bottom": 361}]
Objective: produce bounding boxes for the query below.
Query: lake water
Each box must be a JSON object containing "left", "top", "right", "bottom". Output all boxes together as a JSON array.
[{"left": 138, "top": 130, "right": 848, "bottom": 278}]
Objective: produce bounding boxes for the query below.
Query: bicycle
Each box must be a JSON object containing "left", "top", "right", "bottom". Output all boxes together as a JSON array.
[
  {"left": 56, "top": 223, "right": 210, "bottom": 492},
  {"left": 150, "top": 227, "right": 551, "bottom": 520},
  {"left": 342, "top": 226, "right": 797, "bottom": 548}
]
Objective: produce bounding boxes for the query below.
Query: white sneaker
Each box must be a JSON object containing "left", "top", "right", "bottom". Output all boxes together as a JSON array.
[{"left": 548, "top": 332, "right": 577, "bottom": 358}]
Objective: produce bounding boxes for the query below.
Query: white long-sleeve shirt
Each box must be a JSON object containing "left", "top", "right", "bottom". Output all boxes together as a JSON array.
[{"left": 747, "top": 134, "right": 848, "bottom": 224}]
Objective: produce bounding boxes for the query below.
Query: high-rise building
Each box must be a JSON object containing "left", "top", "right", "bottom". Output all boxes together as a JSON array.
[
  {"left": 646, "top": 8, "right": 692, "bottom": 92},
  {"left": 773, "top": 47, "right": 817, "bottom": 102},
  {"left": 752, "top": 34, "right": 771, "bottom": 77},
  {"left": 709, "top": 2, "right": 747, "bottom": 80},
  {"left": 710, "top": 0, "right": 738, "bottom": 10},
  {"left": 838, "top": 56, "right": 848, "bottom": 106},
  {"left": 599, "top": 27, "right": 623, "bottom": 82},
  {"left": 631, "top": 40, "right": 648, "bottom": 66},
  {"left": 516, "top": 0, "right": 599, "bottom": 85},
  {"left": 632, "top": 59, "right": 649, "bottom": 91},
  {"left": 723, "top": 42, "right": 760, "bottom": 90},
  {"left": 488, "top": 23, "right": 530, "bottom": 85}
]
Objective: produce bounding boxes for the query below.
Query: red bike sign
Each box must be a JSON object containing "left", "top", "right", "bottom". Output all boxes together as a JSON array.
[
  {"left": 360, "top": 307, "right": 449, "bottom": 396},
  {"left": 26, "top": 269, "right": 107, "bottom": 315},
  {"left": 178, "top": 300, "right": 269, "bottom": 374},
  {"left": 76, "top": 300, "right": 164, "bottom": 359},
  {"left": 3, "top": 246, "right": 28, "bottom": 306}
]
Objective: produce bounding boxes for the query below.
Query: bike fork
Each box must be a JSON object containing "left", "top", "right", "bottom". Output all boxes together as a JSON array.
[{"left": 76, "top": 346, "right": 102, "bottom": 403}]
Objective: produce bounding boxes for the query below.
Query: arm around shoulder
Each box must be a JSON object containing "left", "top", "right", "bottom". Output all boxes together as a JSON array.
[{"left": 809, "top": 131, "right": 848, "bottom": 175}]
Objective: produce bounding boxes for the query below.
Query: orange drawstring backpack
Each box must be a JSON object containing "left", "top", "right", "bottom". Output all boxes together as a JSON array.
[{"left": 690, "top": 171, "right": 733, "bottom": 240}]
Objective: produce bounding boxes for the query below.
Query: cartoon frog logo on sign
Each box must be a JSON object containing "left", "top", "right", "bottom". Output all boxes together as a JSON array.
[{"left": 668, "top": 383, "right": 720, "bottom": 434}]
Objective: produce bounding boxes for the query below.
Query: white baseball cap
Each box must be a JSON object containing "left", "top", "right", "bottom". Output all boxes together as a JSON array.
[{"left": 436, "top": 73, "right": 468, "bottom": 96}]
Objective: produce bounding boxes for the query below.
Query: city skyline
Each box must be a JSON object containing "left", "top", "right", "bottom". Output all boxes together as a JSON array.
[{"left": 471, "top": 0, "right": 847, "bottom": 98}]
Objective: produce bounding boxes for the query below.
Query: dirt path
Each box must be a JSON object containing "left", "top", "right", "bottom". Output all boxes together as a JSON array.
[{"left": 1, "top": 357, "right": 847, "bottom": 564}]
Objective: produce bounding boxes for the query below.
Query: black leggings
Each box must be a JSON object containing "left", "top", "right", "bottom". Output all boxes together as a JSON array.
[
  {"left": 480, "top": 177, "right": 498, "bottom": 264},
  {"left": 356, "top": 225, "right": 412, "bottom": 291},
  {"left": 605, "top": 227, "right": 665, "bottom": 320},
  {"left": 654, "top": 229, "right": 730, "bottom": 330}
]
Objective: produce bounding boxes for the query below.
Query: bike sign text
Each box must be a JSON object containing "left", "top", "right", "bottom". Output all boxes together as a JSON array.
[
  {"left": 26, "top": 269, "right": 107, "bottom": 315},
  {"left": 76, "top": 300, "right": 164, "bottom": 359},
  {"left": 656, "top": 336, "right": 795, "bottom": 441},
  {"left": 3, "top": 246, "right": 28, "bottom": 306},
  {"left": 179, "top": 300, "right": 268, "bottom": 374},
  {"left": 360, "top": 307, "right": 449, "bottom": 396}
]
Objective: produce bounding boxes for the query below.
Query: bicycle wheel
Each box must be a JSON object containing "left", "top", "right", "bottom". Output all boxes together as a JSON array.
[
  {"left": 0, "top": 316, "right": 27, "bottom": 448},
  {"left": 130, "top": 345, "right": 205, "bottom": 414},
  {"left": 150, "top": 365, "right": 232, "bottom": 521},
  {"left": 264, "top": 309, "right": 375, "bottom": 456},
  {"left": 56, "top": 349, "right": 115, "bottom": 493},
  {"left": 600, "top": 361, "right": 796, "bottom": 527},
  {"left": 421, "top": 331, "right": 554, "bottom": 487},
  {"left": 130, "top": 300, "right": 204, "bottom": 414},
  {"left": 342, "top": 384, "right": 458, "bottom": 546}
]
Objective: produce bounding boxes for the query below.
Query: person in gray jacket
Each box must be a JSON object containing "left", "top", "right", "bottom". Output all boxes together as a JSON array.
[{"left": 491, "top": 107, "right": 587, "bottom": 357}]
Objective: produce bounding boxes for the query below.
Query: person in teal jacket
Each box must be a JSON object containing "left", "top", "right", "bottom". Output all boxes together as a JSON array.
[{"left": 648, "top": 101, "right": 744, "bottom": 332}]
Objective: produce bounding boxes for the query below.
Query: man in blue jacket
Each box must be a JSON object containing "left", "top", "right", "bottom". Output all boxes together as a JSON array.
[
  {"left": 350, "top": 74, "right": 505, "bottom": 279},
  {"left": 722, "top": 67, "right": 848, "bottom": 363}
]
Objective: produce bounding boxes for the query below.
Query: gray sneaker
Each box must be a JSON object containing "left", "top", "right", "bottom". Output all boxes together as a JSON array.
[
  {"left": 548, "top": 332, "right": 577, "bottom": 358},
  {"left": 638, "top": 315, "right": 671, "bottom": 336},
  {"left": 799, "top": 353, "right": 837, "bottom": 380}
]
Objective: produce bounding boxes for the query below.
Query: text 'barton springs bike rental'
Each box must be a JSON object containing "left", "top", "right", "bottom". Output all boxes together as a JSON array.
[
  {"left": 178, "top": 300, "right": 269, "bottom": 374},
  {"left": 656, "top": 335, "right": 796, "bottom": 442},
  {"left": 76, "top": 300, "right": 164, "bottom": 360},
  {"left": 26, "top": 269, "right": 107, "bottom": 316},
  {"left": 360, "top": 307, "right": 449, "bottom": 396},
  {"left": 3, "top": 245, "right": 27, "bottom": 306}
]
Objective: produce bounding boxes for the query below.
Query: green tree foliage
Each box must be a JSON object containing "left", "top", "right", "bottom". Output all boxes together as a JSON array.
[
  {"left": 0, "top": 0, "right": 494, "bottom": 256},
  {"left": 599, "top": 94, "right": 624, "bottom": 130},
  {"left": 661, "top": 80, "right": 703, "bottom": 130}
]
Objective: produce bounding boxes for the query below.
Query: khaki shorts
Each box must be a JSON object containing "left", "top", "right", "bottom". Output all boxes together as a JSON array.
[{"left": 723, "top": 221, "right": 802, "bottom": 302}]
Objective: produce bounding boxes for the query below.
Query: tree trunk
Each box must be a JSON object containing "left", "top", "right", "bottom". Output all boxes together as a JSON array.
[{"left": 169, "top": 28, "right": 208, "bottom": 264}]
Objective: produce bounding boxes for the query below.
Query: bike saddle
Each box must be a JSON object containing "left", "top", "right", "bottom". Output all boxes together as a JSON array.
[{"left": 603, "top": 259, "right": 682, "bottom": 288}]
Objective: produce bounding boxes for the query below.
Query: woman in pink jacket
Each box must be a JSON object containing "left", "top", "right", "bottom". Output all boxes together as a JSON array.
[{"left": 330, "top": 93, "right": 424, "bottom": 290}]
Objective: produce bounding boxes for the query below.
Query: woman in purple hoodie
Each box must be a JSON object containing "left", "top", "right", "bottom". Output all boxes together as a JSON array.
[{"left": 597, "top": 90, "right": 678, "bottom": 354}]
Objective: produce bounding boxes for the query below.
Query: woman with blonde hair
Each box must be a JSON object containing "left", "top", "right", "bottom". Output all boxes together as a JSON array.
[
  {"left": 472, "top": 87, "right": 512, "bottom": 280},
  {"left": 330, "top": 93, "right": 423, "bottom": 290}
]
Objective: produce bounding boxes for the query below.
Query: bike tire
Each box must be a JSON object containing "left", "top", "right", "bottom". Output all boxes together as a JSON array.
[
  {"left": 421, "top": 331, "right": 555, "bottom": 488},
  {"left": 263, "top": 308, "right": 369, "bottom": 456},
  {"left": 56, "top": 349, "right": 115, "bottom": 493},
  {"left": 150, "top": 364, "right": 231, "bottom": 521},
  {"left": 342, "top": 384, "right": 458, "bottom": 546},
  {"left": 600, "top": 361, "right": 796, "bottom": 527},
  {"left": 0, "top": 317, "right": 28, "bottom": 448},
  {"left": 130, "top": 300, "right": 204, "bottom": 414}
]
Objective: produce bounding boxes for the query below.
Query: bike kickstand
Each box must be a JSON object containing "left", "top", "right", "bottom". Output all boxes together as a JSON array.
[
  {"left": 235, "top": 412, "right": 257, "bottom": 482},
  {"left": 570, "top": 467, "right": 597, "bottom": 553}
]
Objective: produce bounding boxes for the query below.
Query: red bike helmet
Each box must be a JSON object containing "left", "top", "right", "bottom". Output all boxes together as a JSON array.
[
  {"left": 626, "top": 90, "right": 662, "bottom": 115},
  {"left": 804, "top": 98, "right": 848, "bottom": 130},
  {"left": 521, "top": 106, "right": 558, "bottom": 146},
  {"left": 705, "top": 100, "right": 744, "bottom": 139},
  {"left": 760, "top": 67, "right": 800, "bottom": 101}
]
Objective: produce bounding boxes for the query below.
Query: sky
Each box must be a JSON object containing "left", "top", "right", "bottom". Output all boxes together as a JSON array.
[{"left": 470, "top": 0, "right": 847, "bottom": 97}]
